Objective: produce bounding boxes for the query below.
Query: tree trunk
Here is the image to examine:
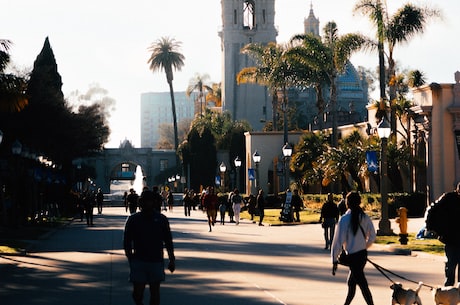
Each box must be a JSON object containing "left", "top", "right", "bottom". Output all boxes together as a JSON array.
[{"left": 168, "top": 81, "right": 180, "bottom": 168}]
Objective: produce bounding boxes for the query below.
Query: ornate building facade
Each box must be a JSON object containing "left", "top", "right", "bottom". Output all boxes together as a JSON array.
[{"left": 219, "top": 0, "right": 277, "bottom": 131}]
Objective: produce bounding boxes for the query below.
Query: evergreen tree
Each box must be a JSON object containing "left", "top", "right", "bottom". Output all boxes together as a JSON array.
[
  {"left": 187, "top": 126, "right": 217, "bottom": 191},
  {"left": 17, "top": 37, "right": 69, "bottom": 162},
  {"left": 12, "top": 37, "right": 109, "bottom": 164}
]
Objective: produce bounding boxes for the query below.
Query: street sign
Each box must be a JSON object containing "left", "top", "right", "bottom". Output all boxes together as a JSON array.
[{"left": 248, "top": 168, "right": 255, "bottom": 181}]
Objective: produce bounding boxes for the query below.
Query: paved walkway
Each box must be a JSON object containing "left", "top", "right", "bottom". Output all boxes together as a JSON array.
[{"left": 0, "top": 206, "right": 446, "bottom": 305}]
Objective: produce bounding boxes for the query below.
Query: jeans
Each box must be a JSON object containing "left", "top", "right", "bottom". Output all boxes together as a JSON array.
[
  {"left": 445, "top": 243, "right": 460, "bottom": 286},
  {"left": 323, "top": 218, "right": 336, "bottom": 248}
]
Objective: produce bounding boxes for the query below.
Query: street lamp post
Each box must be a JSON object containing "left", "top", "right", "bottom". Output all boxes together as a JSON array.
[
  {"left": 377, "top": 118, "right": 393, "bottom": 236},
  {"left": 0, "top": 130, "right": 4, "bottom": 226},
  {"left": 252, "top": 151, "right": 261, "bottom": 192},
  {"left": 219, "top": 161, "right": 227, "bottom": 192},
  {"left": 282, "top": 143, "right": 292, "bottom": 191},
  {"left": 175, "top": 174, "right": 181, "bottom": 193},
  {"left": 11, "top": 140, "right": 22, "bottom": 226},
  {"left": 234, "top": 156, "right": 241, "bottom": 191}
]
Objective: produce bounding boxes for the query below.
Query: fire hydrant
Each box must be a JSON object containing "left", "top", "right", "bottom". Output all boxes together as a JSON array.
[{"left": 395, "top": 207, "right": 408, "bottom": 245}]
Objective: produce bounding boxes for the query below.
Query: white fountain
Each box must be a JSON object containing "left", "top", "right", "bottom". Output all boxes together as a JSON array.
[{"left": 132, "top": 165, "right": 145, "bottom": 194}]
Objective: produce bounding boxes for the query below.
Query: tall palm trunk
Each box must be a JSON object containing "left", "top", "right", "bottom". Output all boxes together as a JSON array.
[
  {"left": 388, "top": 51, "right": 396, "bottom": 140},
  {"left": 330, "top": 70, "right": 338, "bottom": 147},
  {"left": 315, "top": 84, "right": 325, "bottom": 131},
  {"left": 282, "top": 85, "right": 288, "bottom": 144},
  {"left": 168, "top": 81, "right": 180, "bottom": 165},
  {"left": 271, "top": 89, "right": 278, "bottom": 131}
]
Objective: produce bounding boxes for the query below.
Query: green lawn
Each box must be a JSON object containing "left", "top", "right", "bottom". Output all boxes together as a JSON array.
[
  {"left": 373, "top": 233, "right": 444, "bottom": 255},
  {"left": 241, "top": 209, "right": 445, "bottom": 255}
]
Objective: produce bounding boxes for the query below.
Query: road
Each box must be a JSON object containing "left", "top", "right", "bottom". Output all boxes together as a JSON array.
[{"left": 0, "top": 206, "right": 446, "bottom": 305}]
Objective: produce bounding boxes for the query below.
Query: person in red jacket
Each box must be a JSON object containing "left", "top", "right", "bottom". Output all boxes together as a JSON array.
[{"left": 203, "top": 186, "right": 218, "bottom": 232}]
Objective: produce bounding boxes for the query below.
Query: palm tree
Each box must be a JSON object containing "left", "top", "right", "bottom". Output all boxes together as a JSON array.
[
  {"left": 147, "top": 37, "right": 185, "bottom": 158},
  {"left": 290, "top": 22, "right": 367, "bottom": 147},
  {"left": 186, "top": 73, "right": 211, "bottom": 117},
  {"left": 354, "top": 0, "right": 440, "bottom": 139},
  {"left": 0, "top": 39, "right": 28, "bottom": 113},
  {"left": 205, "top": 82, "right": 222, "bottom": 108},
  {"left": 291, "top": 131, "right": 327, "bottom": 191},
  {"left": 0, "top": 39, "right": 11, "bottom": 71},
  {"left": 237, "top": 42, "right": 293, "bottom": 137},
  {"left": 408, "top": 69, "right": 426, "bottom": 88},
  {"left": 286, "top": 35, "right": 329, "bottom": 131}
]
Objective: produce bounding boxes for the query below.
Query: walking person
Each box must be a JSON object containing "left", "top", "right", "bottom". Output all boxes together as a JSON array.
[
  {"left": 77, "top": 192, "right": 85, "bottom": 221},
  {"left": 320, "top": 193, "right": 340, "bottom": 250},
  {"left": 256, "top": 189, "right": 265, "bottom": 226},
  {"left": 426, "top": 182, "right": 460, "bottom": 286},
  {"left": 123, "top": 191, "right": 128, "bottom": 212},
  {"left": 338, "top": 192, "right": 347, "bottom": 216},
  {"left": 96, "top": 188, "right": 104, "bottom": 214},
  {"left": 219, "top": 199, "right": 226, "bottom": 225},
  {"left": 202, "top": 186, "right": 218, "bottom": 232},
  {"left": 247, "top": 194, "right": 256, "bottom": 222},
  {"left": 182, "top": 189, "right": 192, "bottom": 216},
  {"left": 232, "top": 189, "right": 243, "bottom": 225},
  {"left": 167, "top": 190, "right": 174, "bottom": 211},
  {"left": 127, "top": 189, "right": 139, "bottom": 215},
  {"left": 83, "top": 191, "right": 95, "bottom": 226},
  {"left": 227, "top": 190, "right": 235, "bottom": 223},
  {"left": 291, "top": 189, "right": 303, "bottom": 222},
  {"left": 331, "top": 191, "right": 376, "bottom": 305},
  {"left": 123, "top": 190, "right": 176, "bottom": 305}
]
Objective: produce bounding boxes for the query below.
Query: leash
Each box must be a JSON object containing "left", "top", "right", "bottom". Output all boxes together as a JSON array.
[{"left": 367, "top": 258, "right": 435, "bottom": 289}]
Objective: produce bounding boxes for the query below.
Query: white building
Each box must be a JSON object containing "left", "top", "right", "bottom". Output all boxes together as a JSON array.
[{"left": 140, "top": 92, "right": 194, "bottom": 148}]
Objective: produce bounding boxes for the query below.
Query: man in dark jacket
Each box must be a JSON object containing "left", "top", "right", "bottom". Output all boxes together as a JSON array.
[
  {"left": 123, "top": 190, "right": 175, "bottom": 305},
  {"left": 320, "top": 193, "right": 339, "bottom": 250},
  {"left": 427, "top": 183, "right": 460, "bottom": 286}
]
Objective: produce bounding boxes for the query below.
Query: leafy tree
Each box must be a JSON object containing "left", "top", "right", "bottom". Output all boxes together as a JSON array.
[
  {"left": 148, "top": 37, "right": 185, "bottom": 163},
  {"left": 290, "top": 132, "right": 327, "bottom": 192},
  {"left": 179, "top": 110, "right": 250, "bottom": 191},
  {"left": 2, "top": 37, "right": 109, "bottom": 164},
  {"left": 185, "top": 125, "right": 217, "bottom": 191},
  {"left": 407, "top": 69, "right": 426, "bottom": 88},
  {"left": 205, "top": 82, "right": 222, "bottom": 107},
  {"left": 0, "top": 39, "right": 28, "bottom": 113},
  {"left": 189, "top": 109, "right": 251, "bottom": 150},
  {"left": 72, "top": 104, "right": 110, "bottom": 154},
  {"left": 156, "top": 119, "right": 192, "bottom": 149}
]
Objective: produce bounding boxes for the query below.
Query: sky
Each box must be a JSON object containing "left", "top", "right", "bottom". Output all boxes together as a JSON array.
[{"left": 2, "top": 0, "right": 459, "bottom": 148}]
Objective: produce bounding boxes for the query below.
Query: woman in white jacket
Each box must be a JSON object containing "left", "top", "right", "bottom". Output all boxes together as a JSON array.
[{"left": 331, "top": 191, "right": 376, "bottom": 305}]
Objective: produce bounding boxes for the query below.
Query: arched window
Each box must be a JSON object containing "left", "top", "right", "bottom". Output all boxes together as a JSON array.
[{"left": 243, "top": 0, "right": 255, "bottom": 29}]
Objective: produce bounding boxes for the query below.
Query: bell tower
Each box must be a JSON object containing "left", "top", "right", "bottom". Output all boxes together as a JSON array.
[
  {"left": 304, "top": 2, "right": 320, "bottom": 37},
  {"left": 219, "top": 0, "right": 278, "bottom": 130}
]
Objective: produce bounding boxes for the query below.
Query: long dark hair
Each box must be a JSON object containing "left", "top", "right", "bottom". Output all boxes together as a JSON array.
[{"left": 346, "top": 191, "right": 364, "bottom": 235}]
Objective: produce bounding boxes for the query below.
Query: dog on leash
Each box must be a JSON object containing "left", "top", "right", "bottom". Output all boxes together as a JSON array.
[
  {"left": 433, "top": 283, "right": 460, "bottom": 305},
  {"left": 390, "top": 282, "right": 423, "bottom": 305}
]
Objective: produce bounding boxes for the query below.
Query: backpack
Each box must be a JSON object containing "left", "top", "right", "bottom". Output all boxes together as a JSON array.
[{"left": 425, "top": 192, "right": 455, "bottom": 242}]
